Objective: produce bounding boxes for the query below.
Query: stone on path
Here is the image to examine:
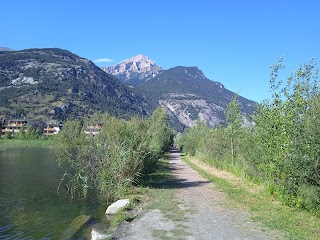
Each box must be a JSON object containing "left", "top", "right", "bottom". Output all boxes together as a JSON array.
[{"left": 105, "top": 199, "right": 130, "bottom": 215}]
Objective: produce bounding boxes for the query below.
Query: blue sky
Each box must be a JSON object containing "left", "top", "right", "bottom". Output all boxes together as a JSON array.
[{"left": 1, "top": 0, "right": 320, "bottom": 102}]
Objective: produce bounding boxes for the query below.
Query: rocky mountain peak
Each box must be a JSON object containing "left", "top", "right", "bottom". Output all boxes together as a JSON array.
[
  {"left": 119, "top": 54, "right": 157, "bottom": 71},
  {"left": 102, "top": 54, "right": 163, "bottom": 85},
  {"left": 128, "top": 54, "right": 153, "bottom": 63}
]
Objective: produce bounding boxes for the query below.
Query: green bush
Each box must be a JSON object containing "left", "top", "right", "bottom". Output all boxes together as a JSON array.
[
  {"left": 14, "top": 127, "right": 42, "bottom": 140},
  {"left": 3, "top": 131, "right": 12, "bottom": 139},
  {"left": 54, "top": 107, "right": 172, "bottom": 203}
]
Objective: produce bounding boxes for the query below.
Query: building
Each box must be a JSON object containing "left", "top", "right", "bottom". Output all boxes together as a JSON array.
[
  {"left": 43, "top": 124, "right": 61, "bottom": 136},
  {"left": 1, "top": 118, "right": 47, "bottom": 136},
  {"left": 84, "top": 123, "right": 103, "bottom": 136}
]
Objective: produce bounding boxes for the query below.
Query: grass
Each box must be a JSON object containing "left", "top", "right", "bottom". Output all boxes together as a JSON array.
[
  {"left": 0, "top": 139, "right": 54, "bottom": 150},
  {"left": 109, "top": 208, "right": 137, "bottom": 229},
  {"left": 139, "top": 157, "right": 190, "bottom": 239},
  {"left": 142, "top": 157, "right": 188, "bottom": 222},
  {"left": 183, "top": 155, "right": 320, "bottom": 240},
  {"left": 107, "top": 195, "right": 142, "bottom": 230}
]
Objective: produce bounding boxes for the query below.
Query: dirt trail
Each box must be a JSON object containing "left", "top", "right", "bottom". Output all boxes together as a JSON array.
[
  {"left": 112, "top": 149, "right": 282, "bottom": 239},
  {"left": 170, "top": 149, "right": 282, "bottom": 240}
]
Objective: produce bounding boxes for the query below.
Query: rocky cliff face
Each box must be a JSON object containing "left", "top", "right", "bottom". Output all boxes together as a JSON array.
[
  {"left": 160, "top": 93, "right": 225, "bottom": 128},
  {"left": 102, "top": 54, "right": 163, "bottom": 85},
  {"left": 139, "top": 66, "right": 256, "bottom": 131}
]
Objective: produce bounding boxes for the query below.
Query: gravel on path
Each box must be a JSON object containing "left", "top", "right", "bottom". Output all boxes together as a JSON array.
[{"left": 112, "top": 148, "right": 283, "bottom": 240}]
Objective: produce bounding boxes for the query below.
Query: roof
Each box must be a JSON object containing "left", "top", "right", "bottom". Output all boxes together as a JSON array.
[{"left": 1, "top": 118, "right": 47, "bottom": 128}]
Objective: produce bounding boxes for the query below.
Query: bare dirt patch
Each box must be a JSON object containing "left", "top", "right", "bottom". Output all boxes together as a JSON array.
[{"left": 190, "top": 157, "right": 264, "bottom": 194}]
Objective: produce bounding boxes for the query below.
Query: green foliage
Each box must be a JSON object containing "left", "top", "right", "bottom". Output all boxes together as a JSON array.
[
  {"left": 14, "top": 127, "right": 42, "bottom": 140},
  {"left": 177, "top": 122, "right": 236, "bottom": 169},
  {"left": 146, "top": 107, "right": 173, "bottom": 167},
  {"left": 225, "top": 95, "right": 242, "bottom": 164},
  {"left": 177, "top": 58, "right": 320, "bottom": 215},
  {"left": 54, "top": 107, "right": 172, "bottom": 203},
  {"left": 3, "top": 131, "right": 12, "bottom": 139},
  {"left": 250, "top": 58, "right": 320, "bottom": 209},
  {"left": 0, "top": 139, "right": 53, "bottom": 150}
]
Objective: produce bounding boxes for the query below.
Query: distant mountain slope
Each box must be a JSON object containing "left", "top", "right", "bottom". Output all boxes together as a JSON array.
[
  {"left": 0, "top": 48, "right": 151, "bottom": 120},
  {"left": 102, "top": 54, "right": 163, "bottom": 85},
  {"left": 0, "top": 47, "right": 14, "bottom": 52},
  {"left": 139, "top": 66, "right": 256, "bottom": 129}
]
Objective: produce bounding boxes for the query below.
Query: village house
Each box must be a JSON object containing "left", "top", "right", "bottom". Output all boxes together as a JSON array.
[
  {"left": 1, "top": 118, "right": 47, "bottom": 136},
  {"left": 43, "top": 123, "right": 61, "bottom": 136},
  {"left": 83, "top": 123, "right": 103, "bottom": 136}
]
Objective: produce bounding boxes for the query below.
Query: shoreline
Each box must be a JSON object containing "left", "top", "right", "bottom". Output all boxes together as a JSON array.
[{"left": 0, "top": 139, "right": 54, "bottom": 150}]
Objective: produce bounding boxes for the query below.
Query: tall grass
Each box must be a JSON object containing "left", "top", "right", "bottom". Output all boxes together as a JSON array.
[{"left": 53, "top": 107, "right": 172, "bottom": 203}]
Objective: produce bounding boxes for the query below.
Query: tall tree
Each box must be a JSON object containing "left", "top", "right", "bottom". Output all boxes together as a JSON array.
[{"left": 225, "top": 95, "right": 242, "bottom": 164}]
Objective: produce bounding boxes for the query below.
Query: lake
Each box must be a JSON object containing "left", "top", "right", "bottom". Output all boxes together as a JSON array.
[{"left": 0, "top": 147, "right": 100, "bottom": 239}]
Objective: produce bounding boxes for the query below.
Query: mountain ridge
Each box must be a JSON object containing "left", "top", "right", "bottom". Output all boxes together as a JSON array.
[
  {"left": 103, "top": 55, "right": 256, "bottom": 130},
  {"left": 0, "top": 47, "right": 14, "bottom": 52},
  {"left": 0, "top": 48, "right": 151, "bottom": 120},
  {"left": 139, "top": 66, "right": 256, "bottom": 129},
  {"left": 0, "top": 49, "right": 257, "bottom": 132}
]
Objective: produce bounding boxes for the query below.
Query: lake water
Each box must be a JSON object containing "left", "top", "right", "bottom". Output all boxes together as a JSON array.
[{"left": 0, "top": 147, "right": 100, "bottom": 239}]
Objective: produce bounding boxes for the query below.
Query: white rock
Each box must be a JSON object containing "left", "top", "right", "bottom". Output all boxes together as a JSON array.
[{"left": 105, "top": 199, "right": 130, "bottom": 215}]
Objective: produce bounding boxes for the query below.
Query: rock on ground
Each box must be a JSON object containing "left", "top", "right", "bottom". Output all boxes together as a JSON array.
[
  {"left": 106, "top": 199, "right": 130, "bottom": 215},
  {"left": 112, "top": 209, "right": 175, "bottom": 240}
]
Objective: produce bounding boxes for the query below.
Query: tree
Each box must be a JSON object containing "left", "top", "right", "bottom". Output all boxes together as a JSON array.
[
  {"left": 225, "top": 95, "right": 242, "bottom": 164},
  {"left": 252, "top": 58, "right": 320, "bottom": 208}
]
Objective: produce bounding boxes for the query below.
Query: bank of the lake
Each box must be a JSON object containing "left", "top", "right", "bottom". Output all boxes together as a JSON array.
[
  {"left": 0, "top": 139, "right": 54, "bottom": 150},
  {"left": 0, "top": 146, "right": 103, "bottom": 239}
]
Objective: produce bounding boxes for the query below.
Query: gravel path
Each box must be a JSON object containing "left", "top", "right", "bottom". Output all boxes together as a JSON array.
[
  {"left": 170, "top": 148, "right": 282, "bottom": 240},
  {"left": 112, "top": 149, "right": 282, "bottom": 239}
]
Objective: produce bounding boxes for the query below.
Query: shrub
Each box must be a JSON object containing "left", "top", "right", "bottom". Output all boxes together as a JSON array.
[{"left": 54, "top": 107, "right": 172, "bottom": 203}]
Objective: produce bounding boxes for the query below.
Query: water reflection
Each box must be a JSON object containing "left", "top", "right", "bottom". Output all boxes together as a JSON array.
[{"left": 0, "top": 148, "right": 99, "bottom": 239}]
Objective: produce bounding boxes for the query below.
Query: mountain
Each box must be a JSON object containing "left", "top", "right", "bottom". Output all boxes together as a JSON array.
[
  {"left": 139, "top": 66, "right": 256, "bottom": 130},
  {"left": 0, "top": 47, "right": 14, "bottom": 52},
  {"left": 102, "top": 54, "right": 163, "bottom": 85},
  {"left": 0, "top": 48, "right": 151, "bottom": 120}
]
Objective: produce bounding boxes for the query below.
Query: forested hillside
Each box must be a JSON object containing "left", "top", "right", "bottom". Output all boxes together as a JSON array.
[{"left": 0, "top": 48, "right": 151, "bottom": 120}]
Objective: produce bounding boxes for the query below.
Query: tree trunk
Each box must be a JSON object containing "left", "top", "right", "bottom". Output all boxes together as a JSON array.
[{"left": 231, "top": 137, "right": 234, "bottom": 165}]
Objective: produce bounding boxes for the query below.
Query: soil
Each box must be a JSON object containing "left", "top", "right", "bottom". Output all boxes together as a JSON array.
[{"left": 111, "top": 148, "right": 283, "bottom": 239}]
